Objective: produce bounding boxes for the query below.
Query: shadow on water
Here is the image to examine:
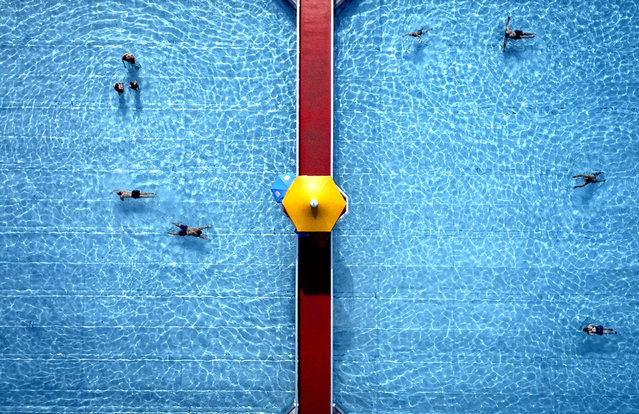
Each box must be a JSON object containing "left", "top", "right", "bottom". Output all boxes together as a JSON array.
[
  {"left": 332, "top": 248, "right": 354, "bottom": 358},
  {"left": 273, "top": 0, "right": 295, "bottom": 25},
  {"left": 572, "top": 181, "right": 605, "bottom": 206},
  {"left": 114, "top": 200, "right": 151, "bottom": 215},
  {"left": 406, "top": 41, "right": 428, "bottom": 65},
  {"left": 124, "top": 68, "right": 143, "bottom": 111},
  {"left": 577, "top": 335, "right": 619, "bottom": 355},
  {"left": 175, "top": 236, "right": 209, "bottom": 254},
  {"left": 133, "top": 89, "right": 143, "bottom": 111},
  {"left": 124, "top": 61, "right": 141, "bottom": 74},
  {"left": 502, "top": 46, "right": 527, "bottom": 69},
  {"left": 117, "top": 93, "right": 128, "bottom": 117}
]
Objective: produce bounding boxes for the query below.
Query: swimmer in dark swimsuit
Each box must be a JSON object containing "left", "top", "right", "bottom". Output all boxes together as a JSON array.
[
  {"left": 584, "top": 324, "right": 617, "bottom": 335},
  {"left": 113, "top": 82, "right": 125, "bottom": 94},
  {"left": 121, "top": 53, "right": 141, "bottom": 70},
  {"left": 122, "top": 53, "right": 136, "bottom": 66},
  {"left": 402, "top": 27, "right": 432, "bottom": 44},
  {"left": 129, "top": 80, "right": 139, "bottom": 90},
  {"left": 572, "top": 172, "right": 605, "bottom": 189},
  {"left": 503, "top": 16, "right": 535, "bottom": 52},
  {"left": 110, "top": 189, "right": 157, "bottom": 200},
  {"left": 169, "top": 222, "right": 212, "bottom": 241}
]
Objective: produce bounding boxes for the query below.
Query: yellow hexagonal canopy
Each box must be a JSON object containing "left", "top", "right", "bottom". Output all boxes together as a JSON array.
[{"left": 282, "top": 176, "right": 347, "bottom": 232}]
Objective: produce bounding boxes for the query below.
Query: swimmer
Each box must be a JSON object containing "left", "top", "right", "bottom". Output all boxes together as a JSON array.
[
  {"left": 113, "top": 82, "right": 125, "bottom": 94},
  {"left": 110, "top": 189, "right": 156, "bottom": 200},
  {"left": 169, "top": 222, "right": 212, "bottom": 241},
  {"left": 129, "top": 80, "right": 139, "bottom": 90},
  {"left": 122, "top": 53, "right": 136, "bottom": 66},
  {"left": 503, "top": 16, "right": 535, "bottom": 52},
  {"left": 573, "top": 172, "right": 605, "bottom": 189},
  {"left": 583, "top": 324, "right": 617, "bottom": 335},
  {"left": 402, "top": 27, "right": 431, "bottom": 44}
]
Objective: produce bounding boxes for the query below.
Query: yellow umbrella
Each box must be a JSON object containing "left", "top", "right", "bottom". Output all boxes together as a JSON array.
[{"left": 282, "top": 176, "right": 347, "bottom": 232}]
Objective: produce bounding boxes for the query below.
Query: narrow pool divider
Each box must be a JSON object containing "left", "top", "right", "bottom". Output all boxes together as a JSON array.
[{"left": 294, "top": 0, "right": 337, "bottom": 412}]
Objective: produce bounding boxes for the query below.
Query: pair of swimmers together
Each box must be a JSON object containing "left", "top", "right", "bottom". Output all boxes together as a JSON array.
[
  {"left": 114, "top": 53, "right": 140, "bottom": 94},
  {"left": 110, "top": 189, "right": 211, "bottom": 241},
  {"left": 403, "top": 16, "right": 535, "bottom": 51}
]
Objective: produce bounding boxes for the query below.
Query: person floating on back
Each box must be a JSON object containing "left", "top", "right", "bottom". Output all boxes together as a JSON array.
[
  {"left": 169, "top": 222, "right": 212, "bottom": 241},
  {"left": 402, "top": 27, "right": 432, "bottom": 44},
  {"left": 503, "top": 16, "right": 535, "bottom": 51},
  {"left": 584, "top": 324, "right": 617, "bottom": 335},
  {"left": 113, "top": 82, "right": 125, "bottom": 94},
  {"left": 572, "top": 172, "right": 605, "bottom": 189},
  {"left": 110, "top": 189, "right": 157, "bottom": 200}
]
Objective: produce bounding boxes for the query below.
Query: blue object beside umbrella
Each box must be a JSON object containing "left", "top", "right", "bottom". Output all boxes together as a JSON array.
[{"left": 271, "top": 173, "right": 295, "bottom": 202}]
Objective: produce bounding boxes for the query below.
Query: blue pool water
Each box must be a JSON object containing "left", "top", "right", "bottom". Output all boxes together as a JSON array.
[
  {"left": 1, "top": 0, "right": 638, "bottom": 413},
  {"left": 0, "top": 0, "right": 297, "bottom": 412},
  {"left": 333, "top": 0, "right": 639, "bottom": 412}
]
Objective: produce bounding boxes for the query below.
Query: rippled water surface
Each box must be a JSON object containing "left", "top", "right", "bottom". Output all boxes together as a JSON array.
[
  {"left": 333, "top": 0, "right": 639, "bottom": 412},
  {"left": 0, "top": 0, "right": 296, "bottom": 412},
  {"left": 3, "top": 0, "right": 638, "bottom": 412}
]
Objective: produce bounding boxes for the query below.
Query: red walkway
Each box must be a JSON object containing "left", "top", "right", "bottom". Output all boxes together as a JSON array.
[{"left": 297, "top": 0, "right": 333, "bottom": 412}]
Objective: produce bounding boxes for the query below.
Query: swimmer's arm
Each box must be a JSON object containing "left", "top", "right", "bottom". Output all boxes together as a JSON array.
[
  {"left": 171, "top": 222, "right": 181, "bottom": 228},
  {"left": 195, "top": 225, "right": 212, "bottom": 231},
  {"left": 198, "top": 235, "right": 211, "bottom": 241},
  {"left": 503, "top": 17, "right": 511, "bottom": 52},
  {"left": 572, "top": 175, "right": 587, "bottom": 178}
]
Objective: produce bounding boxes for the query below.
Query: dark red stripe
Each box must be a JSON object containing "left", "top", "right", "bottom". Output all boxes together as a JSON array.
[
  {"left": 298, "top": 234, "right": 332, "bottom": 412},
  {"left": 299, "top": 0, "right": 332, "bottom": 176},
  {"left": 297, "top": 0, "right": 333, "bottom": 412}
]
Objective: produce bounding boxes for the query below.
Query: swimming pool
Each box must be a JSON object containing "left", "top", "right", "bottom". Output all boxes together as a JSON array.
[
  {"left": 0, "top": 0, "right": 296, "bottom": 412},
  {"left": 333, "top": 0, "right": 639, "bottom": 412},
  {"left": 2, "top": 0, "right": 638, "bottom": 413}
]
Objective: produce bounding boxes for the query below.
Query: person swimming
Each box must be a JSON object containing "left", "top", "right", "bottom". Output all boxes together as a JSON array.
[
  {"left": 121, "top": 53, "right": 141, "bottom": 70},
  {"left": 113, "top": 82, "right": 125, "bottom": 94},
  {"left": 573, "top": 172, "right": 605, "bottom": 189},
  {"left": 503, "top": 16, "right": 535, "bottom": 51},
  {"left": 122, "top": 53, "right": 136, "bottom": 65},
  {"left": 402, "top": 27, "right": 432, "bottom": 44},
  {"left": 129, "top": 80, "right": 139, "bottom": 90},
  {"left": 583, "top": 324, "right": 617, "bottom": 335},
  {"left": 110, "top": 189, "right": 156, "bottom": 200},
  {"left": 169, "top": 222, "right": 212, "bottom": 241}
]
